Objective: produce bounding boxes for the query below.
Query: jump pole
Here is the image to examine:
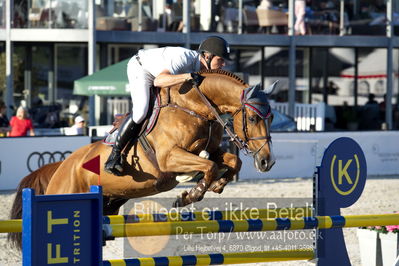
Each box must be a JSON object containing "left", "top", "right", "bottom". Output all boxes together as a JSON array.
[
  {"left": 103, "top": 249, "right": 315, "bottom": 265},
  {"left": 102, "top": 213, "right": 399, "bottom": 238},
  {"left": 0, "top": 206, "right": 312, "bottom": 234},
  {"left": 21, "top": 137, "right": 374, "bottom": 266}
]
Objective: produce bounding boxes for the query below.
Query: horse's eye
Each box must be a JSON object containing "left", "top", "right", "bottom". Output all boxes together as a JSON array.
[{"left": 248, "top": 116, "right": 257, "bottom": 124}]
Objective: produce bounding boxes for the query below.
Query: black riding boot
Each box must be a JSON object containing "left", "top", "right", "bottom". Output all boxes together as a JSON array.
[{"left": 104, "top": 114, "right": 141, "bottom": 176}]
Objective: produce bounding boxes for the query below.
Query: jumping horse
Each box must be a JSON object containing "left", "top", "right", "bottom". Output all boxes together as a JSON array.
[{"left": 9, "top": 70, "right": 276, "bottom": 248}]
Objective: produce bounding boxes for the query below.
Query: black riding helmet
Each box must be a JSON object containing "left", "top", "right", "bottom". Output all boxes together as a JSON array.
[{"left": 198, "top": 36, "right": 231, "bottom": 69}]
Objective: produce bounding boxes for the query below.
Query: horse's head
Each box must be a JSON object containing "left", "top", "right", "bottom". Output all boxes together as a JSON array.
[{"left": 232, "top": 81, "right": 278, "bottom": 172}]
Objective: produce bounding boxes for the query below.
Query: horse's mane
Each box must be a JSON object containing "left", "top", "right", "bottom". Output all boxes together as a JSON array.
[{"left": 197, "top": 69, "right": 247, "bottom": 86}]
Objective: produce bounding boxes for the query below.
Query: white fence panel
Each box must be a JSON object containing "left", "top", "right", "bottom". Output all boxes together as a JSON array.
[
  {"left": 106, "top": 99, "right": 325, "bottom": 131},
  {"left": 270, "top": 101, "right": 325, "bottom": 131},
  {"left": 106, "top": 98, "right": 131, "bottom": 124}
]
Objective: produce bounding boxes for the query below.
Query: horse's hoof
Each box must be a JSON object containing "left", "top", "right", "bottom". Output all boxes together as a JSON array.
[
  {"left": 173, "top": 191, "right": 188, "bottom": 207},
  {"left": 209, "top": 177, "right": 229, "bottom": 194},
  {"left": 173, "top": 196, "right": 185, "bottom": 207},
  {"left": 213, "top": 187, "right": 224, "bottom": 194}
]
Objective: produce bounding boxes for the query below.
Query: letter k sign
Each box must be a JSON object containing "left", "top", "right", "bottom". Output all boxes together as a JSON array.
[{"left": 338, "top": 159, "right": 353, "bottom": 185}]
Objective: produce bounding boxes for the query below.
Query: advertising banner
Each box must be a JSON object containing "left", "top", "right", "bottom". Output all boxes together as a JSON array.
[
  {"left": 239, "top": 131, "right": 399, "bottom": 179},
  {"left": 0, "top": 136, "right": 90, "bottom": 190}
]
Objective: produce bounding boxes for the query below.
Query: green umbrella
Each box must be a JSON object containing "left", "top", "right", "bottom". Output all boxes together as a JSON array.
[{"left": 73, "top": 59, "right": 130, "bottom": 96}]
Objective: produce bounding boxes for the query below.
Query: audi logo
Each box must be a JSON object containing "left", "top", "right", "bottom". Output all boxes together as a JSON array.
[{"left": 27, "top": 151, "right": 72, "bottom": 172}]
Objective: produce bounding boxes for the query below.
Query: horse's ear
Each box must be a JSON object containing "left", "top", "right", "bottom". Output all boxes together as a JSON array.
[
  {"left": 245, "top": 84, "right": 261, "bottom": 100},
  {"left": 263, "top": 80, "right": 279, "bottom": 95}
]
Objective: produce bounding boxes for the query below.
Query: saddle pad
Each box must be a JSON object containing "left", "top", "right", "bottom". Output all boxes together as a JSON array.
[
  {"left": 103, "top": 130, "right": 118, "bottom": 146},
  {"left": 102, "top": 89, "right": 161, "bottom": 146}
]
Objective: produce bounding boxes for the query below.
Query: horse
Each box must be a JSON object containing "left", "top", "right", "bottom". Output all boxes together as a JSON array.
[{"left": 8, "top": 69, "right": 276, "bottom": 248}]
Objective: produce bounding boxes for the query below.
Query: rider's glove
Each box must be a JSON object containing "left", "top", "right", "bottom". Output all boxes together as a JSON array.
[{"left": 190, "top": 72, "right": 204, "bottom": 86}]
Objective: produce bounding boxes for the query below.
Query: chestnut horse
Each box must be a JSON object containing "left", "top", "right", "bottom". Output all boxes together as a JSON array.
[
  {"left": 44, "top": 69, "right": 276, "bottom": 204},
  {"left": 9, "top": 70, "right": 276, "bottom": 247}
]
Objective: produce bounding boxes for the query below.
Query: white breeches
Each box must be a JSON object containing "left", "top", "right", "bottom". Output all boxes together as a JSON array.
[{"left": 127, "top": 57, "right": 155, "bottom": 124}]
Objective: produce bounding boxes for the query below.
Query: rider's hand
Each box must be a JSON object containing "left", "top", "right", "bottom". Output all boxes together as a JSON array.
[{"left": 190, "top": 72, "right": 204, "bottom": 86}]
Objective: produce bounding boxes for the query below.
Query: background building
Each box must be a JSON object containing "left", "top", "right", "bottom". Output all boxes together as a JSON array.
[{"left": 0, "top": 0, "right": 398, "bottom": 131}]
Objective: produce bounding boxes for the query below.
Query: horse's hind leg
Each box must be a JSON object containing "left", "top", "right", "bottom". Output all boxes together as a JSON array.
[
  {"left": 160, "top": 147, "right": 218, "bottom": 207},
  {"left": 208, "top": 149, "right": 242, "bottom": 194}
]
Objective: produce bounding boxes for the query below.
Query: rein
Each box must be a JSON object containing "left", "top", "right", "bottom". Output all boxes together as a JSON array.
[
  {"left": 192, "top": 83, "right": 247, "bottom": 151},
  {"left": 192, "top": 82, "right": 271, "bottom": 156}
]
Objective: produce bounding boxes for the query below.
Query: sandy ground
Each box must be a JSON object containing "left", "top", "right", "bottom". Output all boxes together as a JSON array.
[{"left": 0, "top": 176, "right": 398, "bottom": 266}]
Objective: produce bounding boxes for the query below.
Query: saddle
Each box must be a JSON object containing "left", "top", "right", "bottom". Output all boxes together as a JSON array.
[{"left": 103, "top": 87, "right": 161, "bottom": 145}]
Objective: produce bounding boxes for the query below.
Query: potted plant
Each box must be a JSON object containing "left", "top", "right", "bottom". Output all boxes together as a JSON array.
[
  {"left": 379, "top": 224, "right": 399, "bottom": 266},
  {"left": 358, "top": 220, "right": 399, "bottom": 266},
  {"left": 357, "top": 227, "right": 382, "bottom": 266}
]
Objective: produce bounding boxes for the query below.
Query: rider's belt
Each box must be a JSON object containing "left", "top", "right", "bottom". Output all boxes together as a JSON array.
[{"left": 135, "top": 55, "right": 142, "bottom": 66}]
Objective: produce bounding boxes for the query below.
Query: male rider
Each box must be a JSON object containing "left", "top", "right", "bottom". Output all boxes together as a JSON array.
[{"left": 105, "top": 36, "right": 232, "bottom": 176}]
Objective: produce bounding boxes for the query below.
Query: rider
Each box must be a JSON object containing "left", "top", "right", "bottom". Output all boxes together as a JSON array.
[{"left": 104, "top": 36, "right": 232, "bottom": 176}]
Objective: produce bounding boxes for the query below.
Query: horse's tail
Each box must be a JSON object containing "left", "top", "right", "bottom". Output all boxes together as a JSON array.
[{"left": 7, "top": 161, "right": 61, "bottom": 250}]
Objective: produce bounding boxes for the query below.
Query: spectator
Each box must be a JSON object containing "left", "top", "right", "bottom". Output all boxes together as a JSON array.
[
  {"left": 0, "top": 101, "right": 10, "bottom": 137},
  {"left": 65, "top": 115, "right": 86, "bottom": 135},
  {"left": 366, "top": 93, "right": 378, "bottom": 105},
  {"left": 8, "top": 106, "right": 35, "bottom": 137},
  {"left": 258, "top": 0, "right": 273, "bottom": 9},
  {"left": 379, "top": 93, "right": 386, "bottom": 122},
  {"left": 360, "top": 93, "right": 380, "bottom": 130},
  {"left": 295, "top": 0, "right": 306, "bottom": 35}
]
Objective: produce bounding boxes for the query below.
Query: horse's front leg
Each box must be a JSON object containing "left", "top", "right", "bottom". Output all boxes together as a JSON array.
[
  {"left": 161, "top": 147, "right": 218, "bottom": 207},
  {"left": 208, "top": 148, "right": 242, "bottom": 194}
]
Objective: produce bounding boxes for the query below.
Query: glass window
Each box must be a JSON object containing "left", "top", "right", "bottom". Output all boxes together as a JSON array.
[
  {"left": 13, "top": 0, "right": 28, "bottom": 28},
  {"left": 235, "top": 47, "right": 263, "bottom": 84},
  {"left": 31, "top": 45, "right": 52, "bottom": 103},
  {"left": 56, "top": 45, "right": 87, "bottom": 102},
  {"left": 394, "top": 48, "right": 399, "bottom": 129},
  {"left": 241, "top": 46, "right": 310, "bottom": 103},
  {"left": 11, "top": 45, "right": 26, "bottom": 105},
  {"left": 0, "top": 43, "right": 6, "bottom": 98},
  {"left": 309, "top": 47, "right": 354, "bottom": 105},
  {"left": 306, "top": 1, "right": 340, "bottom": 35},
  {"left": 26, "top": 0, "right": 88, "bottom": 29},
  {"left": 108, "top": 44, "right": 140, "bottom": 65},
  {"left": 346, "top": 0, "right": 387, "bottom": 36},
  {"left": 96, "top": 0, "right": 157, "bottom": 31},
  {"left": 0, "top": 0, "right": 4, "bottom": 28}
]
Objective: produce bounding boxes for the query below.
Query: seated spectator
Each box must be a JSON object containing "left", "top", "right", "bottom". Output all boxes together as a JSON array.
[
  {"left": 65, "top": 115, "right": 86, "bottom": 136},
  {"left": 258, "top": 0, "right": 273, "bottom": 9},
  {"left": 8, "top": 106, "right": 35, "bottom": 137}
]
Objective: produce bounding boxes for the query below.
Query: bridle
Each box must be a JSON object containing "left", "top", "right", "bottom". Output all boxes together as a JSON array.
[
  {"left": 231, "top": 96, "right": 272, "bottom": 156},
  {"left": 192, "top": 83, "right": 272, "bottom": 157}
]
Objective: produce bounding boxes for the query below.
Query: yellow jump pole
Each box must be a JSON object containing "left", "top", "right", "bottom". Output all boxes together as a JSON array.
[
  {"left": 104, "top": 213, "right": 399, "bottom": 238},
  {"left": 0, "top": 219, "right": 22, "bottom": 233},
  {"left": 0, "top": 207, "right": 313, "bottom": 233},
  {"left": 103, "top": 249, "right": 315, "bottom": 265},
  {"left": 103, "top": 207, "right": 313, "bottom": 224}
]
